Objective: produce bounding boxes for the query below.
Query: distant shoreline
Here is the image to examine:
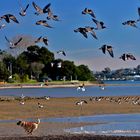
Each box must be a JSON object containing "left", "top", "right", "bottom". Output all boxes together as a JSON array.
[
  {"left": 0, "top": 81, "right": 96, "bottom": 89},
  {"left": 0, "top": 82, "right": 140, "bottom": 89}
]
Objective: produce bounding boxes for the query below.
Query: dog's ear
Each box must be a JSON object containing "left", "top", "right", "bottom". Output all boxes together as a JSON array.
[{"left": 17, "top": 121, "right": 21, "bottom": 125}]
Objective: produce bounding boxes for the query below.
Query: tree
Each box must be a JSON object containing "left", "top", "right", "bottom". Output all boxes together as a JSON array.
[
  {"left": 0, "top": 61, "right": 9, "bottom": 81},
  {"left": 76, "top": 65, "right": 94, "bottom": 81},
  {"left": 31, "top": 62, "right": 44, "bottom": 80}
]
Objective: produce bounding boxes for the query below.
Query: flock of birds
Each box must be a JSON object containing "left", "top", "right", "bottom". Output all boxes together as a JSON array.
[
  {"left": 19, "top": 93, "right": 50, "bottom": 109},
  {"left": 0, "top": 1, "right": 139, "bottom": 62},
  {"left": 73, "top": 6, "right": 140, "bottom": 61},
  {"left": 0, "top": 1, "right": 66, "bottom": 58}
]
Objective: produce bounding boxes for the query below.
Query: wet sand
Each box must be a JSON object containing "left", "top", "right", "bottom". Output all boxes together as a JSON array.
[{"left": 0, "top": 96, "right": 140, "bottom": 139}]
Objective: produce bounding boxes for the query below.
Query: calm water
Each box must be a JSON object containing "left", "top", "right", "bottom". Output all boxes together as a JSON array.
[
  {"left": 64, "top": 113, "right": 140, "bottom": 136},
  {"left": 0, "top": 81, "right": 140, "bottom": 97}
]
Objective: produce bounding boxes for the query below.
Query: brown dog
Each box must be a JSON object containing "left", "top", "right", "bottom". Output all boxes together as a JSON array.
[{"left": 17, "top": 118, "right": 40, "bottom": 135}]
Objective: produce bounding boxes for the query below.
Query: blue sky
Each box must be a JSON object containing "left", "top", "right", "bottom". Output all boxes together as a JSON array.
[{"left": 0, "top": 0, "right": 140, "bottom": 71}]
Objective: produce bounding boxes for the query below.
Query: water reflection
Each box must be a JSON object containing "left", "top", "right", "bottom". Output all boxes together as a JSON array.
[{"left": 63, "top": 114, "right": 140, "bottom": 136}]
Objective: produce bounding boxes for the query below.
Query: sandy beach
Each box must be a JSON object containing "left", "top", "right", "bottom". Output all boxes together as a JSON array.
[{"left": 0, "top": 95, "right": 140, "bottom": 139}]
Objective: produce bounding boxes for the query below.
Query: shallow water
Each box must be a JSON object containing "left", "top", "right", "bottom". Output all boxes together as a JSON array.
[
  {"left": 0, "top": 84, "right": 140, "bottom": 97},
  {"left": 63, "top": 113, "right": 140, "bottom": 136},
  {"left": 1, "top": 113, "right": 140, "bottom": 136}
]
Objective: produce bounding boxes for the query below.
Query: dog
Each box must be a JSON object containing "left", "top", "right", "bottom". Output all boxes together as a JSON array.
[{"left": 17, "top": 118, "right": 40, "bottom": 135}]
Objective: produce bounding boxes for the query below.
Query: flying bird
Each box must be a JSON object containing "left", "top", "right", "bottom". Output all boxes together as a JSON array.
[
  {"left": 122, "top": 20, "right": 138, "bottom": 28},
  {"left": 85, "top": 26, "right": 98, "bottom": 39},
  {"left": 36, "top": 20, "right": 53, "bottom": 28},
  {"left": 92, "top": 18, "right": 106, "bottom": 30},
  {"left": 119, "top": 53, "right": 136, "bottom": 61},
  {"left": 99, "top": 45, "right": 114, "bottom": 57},
  {"left": 32, "top": 2, "right": 51, "bottom": 15},
  {"left": 82, "top": 8, "right": 96, "bottom": 18},
  {"left": 74, "top": 27, "right": 88, "bottom": 38},
  {"left": 19, "top": 2, "right": 29, "bottom": 16},
  {"left": 57, "top": 50, "right": 66, "bottom": 56},
  {"left": 0, "top": 24, "right": 6, "bottom": 29},
  {"left": 0, "top": 14, "right": 19, "bottom": 24},
  {"left": 137, "top": 7, "right": 140, "bottom": 22},
  {"left": 46, "top": 8, "right": 60, "bottom": 21},
  {"left": 5, "top": 36, "right": 22, "bottom": 49},
  {"left": 35, "top": 36, "right": 49, "bottom": 46}
]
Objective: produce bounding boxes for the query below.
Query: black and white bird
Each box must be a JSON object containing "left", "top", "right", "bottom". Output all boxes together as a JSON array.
[
  {"left": 76, "top": 100, "right": 87, "bottom": 106},
  {"left": 76, "top": 100, "right": 87, "bottom": 110},
  {"left": 18, "top": 0, "right": 29, "bottom": 16},
  {"left": 122, "top": 20, "right": 138, "bottom": 28},
  {"left": 5, "top": 36, "right": 22, "bottom": 49},
  {"left": 57, "top": 50, "right": 66, "bottom": 56},
  {"left": 46, "top": 8, "right": 60, "bottom": 21},
  {"left": 44, "top": 96, "right": 50, "bottom": 100},
  {"left": 35, "top": 36, "right": 49, "bottom": 46},
  {"left": 77, "top": 83, "right": 85, "bottom": 92},
  {"left": 85, "top": 26, "right": 98, "bottom": 39},
  {"left": 119, "top": 53, "right": 136, "bottom": 61},
  {"left": 38, "top": 102, "right": 44, "bottom": 108},
  {"left": 32, "top": 2, "right": 51, "bottom": 15},
  {"left": 92, "top": 18, "right": 106, "bottom": 30},
  {"left": 19, "top": 4, "right": 29, "bottom": 16},
  {"left": 82, "top": 8, "right": 96, "bottom": 18},
  {"left": 99, "top": 45, "right": 114, "bottom": 58},
  {"left": 74, "top": 27, "right": 97, "bottom": 39},
  {"left": 19, "top": 101, "right": 25, "bottom": 105},
  {"left": 0, "top": 14, "right": 19, "bottom": 24},
  {"left": 74, "top": 27, "right": 88, "bottom": 38},
  {"left": 36, "top": 20, "right": 53, "bottom": 28}
]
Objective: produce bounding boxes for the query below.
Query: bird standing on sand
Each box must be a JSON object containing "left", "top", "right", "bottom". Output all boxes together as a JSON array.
[
  {"left": 38, "top": 102, "right": 44, "bottom": 108},
  {"left": 76, "top": 100, "right": 87, "bottom": 111}
]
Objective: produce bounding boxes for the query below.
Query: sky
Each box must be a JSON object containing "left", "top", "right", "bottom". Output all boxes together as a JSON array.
[{"left": 0, "top": 0, "right": 140, "bottom": 71}]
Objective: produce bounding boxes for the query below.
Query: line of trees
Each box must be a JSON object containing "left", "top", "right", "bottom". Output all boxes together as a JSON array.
[{"left": 0, "top": 45, "right": 95, "bottom": 82}]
